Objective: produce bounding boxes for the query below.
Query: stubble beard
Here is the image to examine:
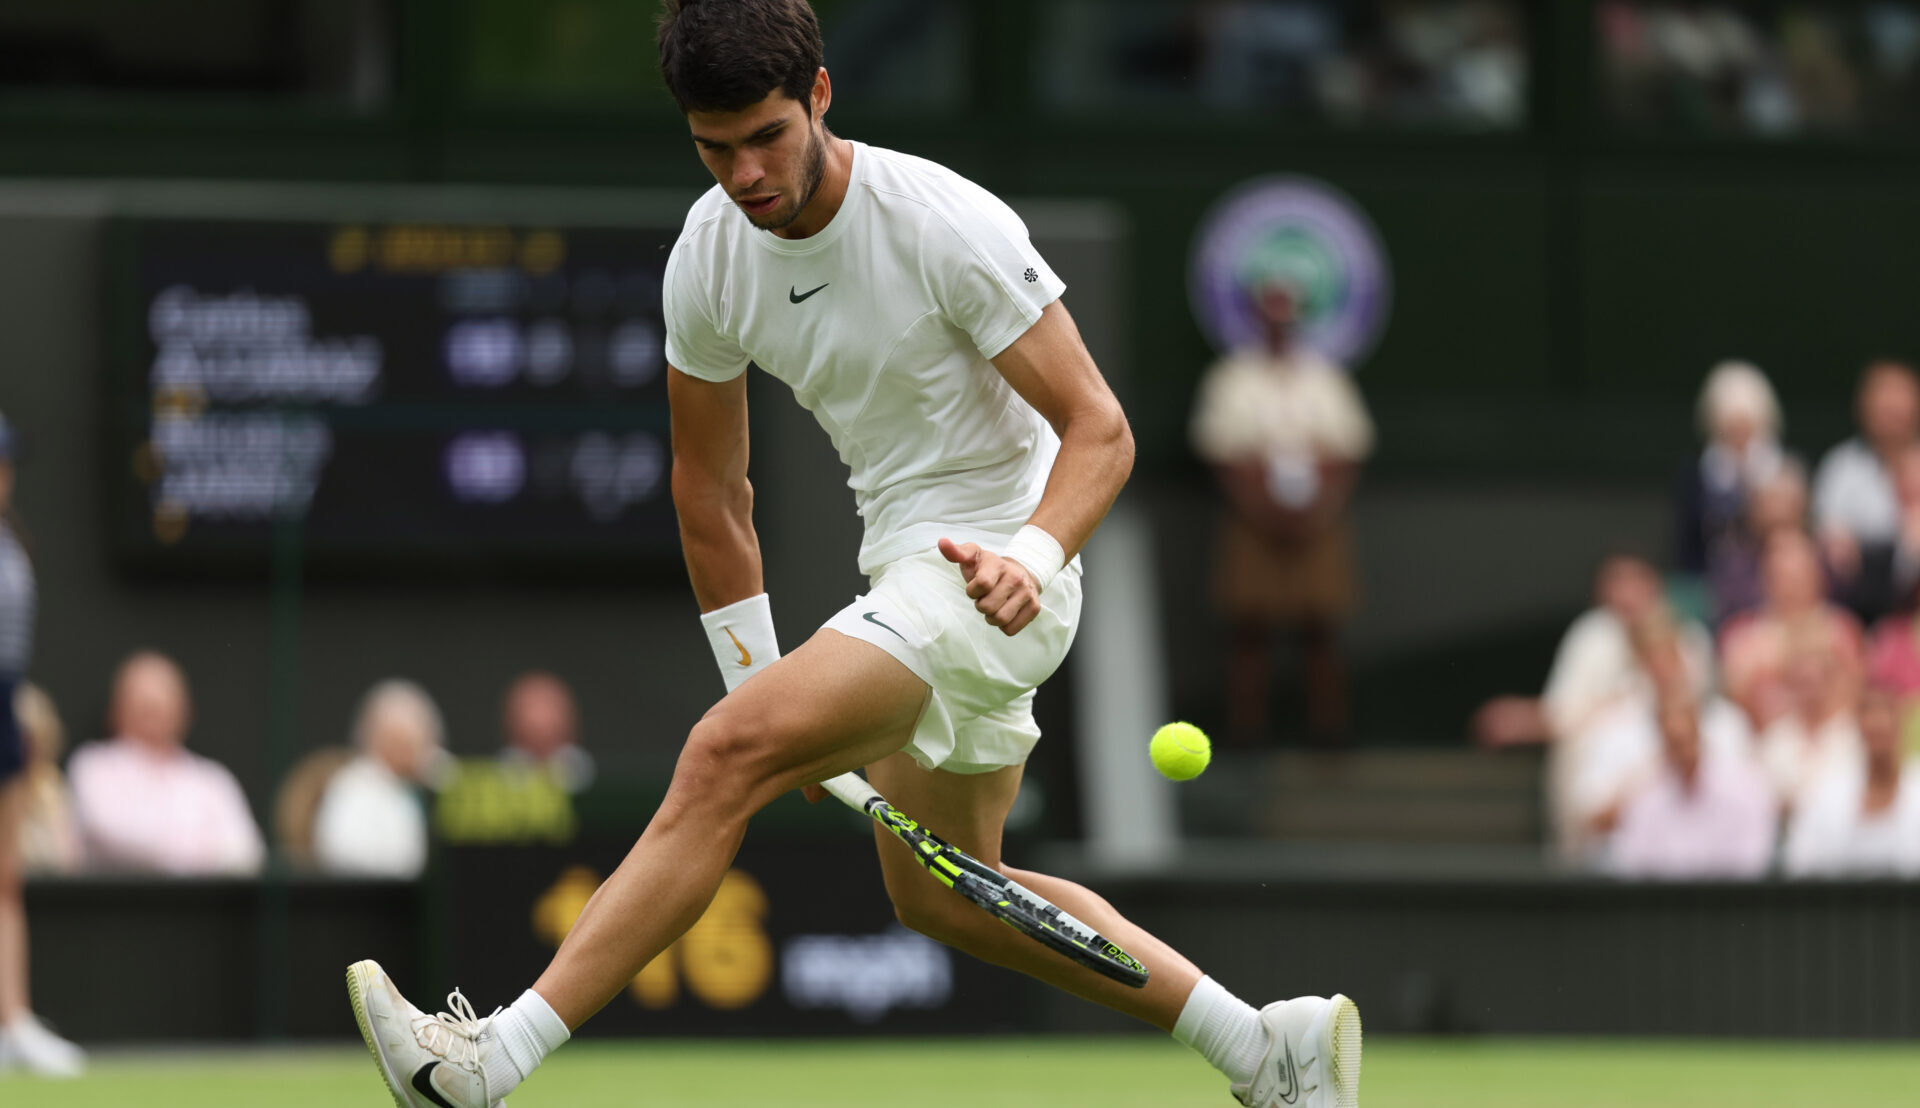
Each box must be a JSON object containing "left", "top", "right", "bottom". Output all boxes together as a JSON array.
[{"left": 748, "top": 124, "right": 828, "bottom": 232}]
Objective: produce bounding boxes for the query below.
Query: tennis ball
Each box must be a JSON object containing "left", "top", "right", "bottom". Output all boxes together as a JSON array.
[{"left": 1149, "top": 722, "right": 1211, "bottom": 781}]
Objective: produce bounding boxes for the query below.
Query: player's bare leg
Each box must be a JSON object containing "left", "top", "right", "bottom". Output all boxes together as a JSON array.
[
  {"left": 868, "top": 752, "right": 1359, "bottom": 1108},
  {"left": 534, "top": 631, "right": 926, "bottom": 1025},
  {"left": 350, "top": 630, "right": 930, "bottom": 1108},
  {"left": 865, "top": 751, "right": 1202, "bottom": 1028},
  {"left": 0, "top": 776, "right": 82, "bottom": 1077}
]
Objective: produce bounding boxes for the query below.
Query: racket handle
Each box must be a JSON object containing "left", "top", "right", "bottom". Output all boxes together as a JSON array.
[{"left": 820, "top": 771, "right": 882, "bottom": 813}]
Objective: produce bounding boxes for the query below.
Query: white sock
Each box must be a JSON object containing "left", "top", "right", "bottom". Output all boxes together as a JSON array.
[
  {"left": 1172, "top": 976, "right": 1268, "bottom": 1087},
  {"left": 483, "top": 989, "right": 571, "bottom": 1097}
]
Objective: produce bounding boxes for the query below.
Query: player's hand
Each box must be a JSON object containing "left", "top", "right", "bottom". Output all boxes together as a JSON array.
[
  {"left": 800, "top": 783, "right": 827, "bottom": 804},
  {"left": 938, "top": 537, "right": 1042, "bottom": 636}
]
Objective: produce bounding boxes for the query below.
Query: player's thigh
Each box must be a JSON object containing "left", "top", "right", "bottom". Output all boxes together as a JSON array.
[
  {"left": 0, "top": 777, "right": 22, "bottom": 892},
  {"left": 692, "top": 628, "right": 931, "bottom": 797},
  {"left": 865, "top": 751, "right": 1021, "bottom": 918}
]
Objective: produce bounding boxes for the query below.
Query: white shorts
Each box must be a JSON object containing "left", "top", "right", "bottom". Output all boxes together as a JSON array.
[{"left": 823, "top": 546, "right": 1083, "bottom": 774}]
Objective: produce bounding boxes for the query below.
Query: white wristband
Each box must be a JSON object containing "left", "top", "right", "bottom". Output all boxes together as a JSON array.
[
  {"left": 1001, "top": 525, "right": 1067, "bottom": 593},
  {"left": 699, "top": 593, "right": 780, "bottom": 694}
]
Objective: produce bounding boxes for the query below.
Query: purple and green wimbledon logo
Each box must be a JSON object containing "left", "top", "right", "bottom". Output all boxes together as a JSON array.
[{"left": 1188, "top": 175, "right": 1391, "bottom": 367}]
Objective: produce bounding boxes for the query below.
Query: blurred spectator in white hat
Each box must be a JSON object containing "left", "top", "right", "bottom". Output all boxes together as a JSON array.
[
  {"left": 312, "top": 679, "right": 448, "bottom": 879},
  {"left": 500, "top": 670, "right": 594, "bottom": 793},
  {"left": 1190, "top": 281, "right": 1374, "bottom": 744},
  {"left": 1814, "top": 359, "right": 1920, "bottom": 623},
  {"left": 69, "top": 650, "right": 265, "bottom": 876},
  {"left": 1678, "top": 360, "right": 1787, "bottom": 585},
  {"left": 1782, "top": 682, "right": 1920, "bottom": 877}
]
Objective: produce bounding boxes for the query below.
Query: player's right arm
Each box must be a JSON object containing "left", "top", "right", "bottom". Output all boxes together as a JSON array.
[{"left": 668, "top": 365, "right": 764, "bottom": 612}]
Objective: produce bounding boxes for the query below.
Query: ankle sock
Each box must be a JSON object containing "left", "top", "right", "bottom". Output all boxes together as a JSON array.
[
  {"left": 1172, "top": 975, "right": 1268, "bottom": 1087},
  {"left": 484, "top": 989, "right": 571, "bottom": 1097}
]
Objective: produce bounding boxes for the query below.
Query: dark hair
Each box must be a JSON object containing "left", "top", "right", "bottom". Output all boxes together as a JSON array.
[{"left": 657, "top": 0, "right": 825, "bottom": 114}]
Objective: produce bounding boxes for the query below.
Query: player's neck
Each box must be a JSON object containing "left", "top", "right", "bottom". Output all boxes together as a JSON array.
[{"left": 772, "top": 135, "right": 856, "bottom": 242}]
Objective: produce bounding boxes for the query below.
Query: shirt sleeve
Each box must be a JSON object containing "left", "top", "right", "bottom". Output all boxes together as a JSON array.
[
  {"left": 922, "top": 199, "right": 1066, "bottom": 360},
  {"left": 661, "top": 243, "right": 752, "bottom": 382},
  {"left": 207, "top": 766, "right": 266, "bottom": 876}
]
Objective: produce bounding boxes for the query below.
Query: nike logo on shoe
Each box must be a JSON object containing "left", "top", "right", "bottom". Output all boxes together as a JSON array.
[
  {"left": 789, "top": 283, "right": 829, "bottom": 303},
  {"left": 1274, "top": 1039, "right": 1301, "bottom": 1105},
  {"left": 412, "top": 1061, "right": 461, "bottom": 1108},
  {"left": 862, "top": 611, "right": 907, "bottom": 642}
]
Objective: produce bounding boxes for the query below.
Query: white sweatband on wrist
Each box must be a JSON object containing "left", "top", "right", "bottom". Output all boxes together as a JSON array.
[
  {"left": 1001, "top": 525, "right": 1068, "bottom": 593},
  {"left": 699, "top": 593, "right": 780, "bottom": 694}
]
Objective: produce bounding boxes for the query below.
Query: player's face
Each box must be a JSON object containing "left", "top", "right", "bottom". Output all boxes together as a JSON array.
[{"left": 687, "top": 78, "right": 830, "bottom": 232}]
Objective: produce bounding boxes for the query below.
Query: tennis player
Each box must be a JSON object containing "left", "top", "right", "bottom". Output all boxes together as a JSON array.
[{"left": 349, "top": 3, "right": 1359, "bottom": 1106}]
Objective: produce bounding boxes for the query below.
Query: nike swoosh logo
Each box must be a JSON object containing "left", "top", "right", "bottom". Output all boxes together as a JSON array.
[
  {"left": 1275, "top": 1038, "right": 1301, "bottom": 1105},
  {"left": 412, "top": 1062, "right": 460, "bottom": 1108},
  {"left": 862, "top": 611, "right": 907, "bottom": 642},
  {"left": 724, "top": 626, "right": 752, "bottom": 667},
  {"left": 789, "top": 283, "right": 829, "bottom": 303}
]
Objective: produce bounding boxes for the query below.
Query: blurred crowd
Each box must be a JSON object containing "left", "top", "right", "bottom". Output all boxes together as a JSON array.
[
  {"left": 1479, "top": 359, "right": 1920, "bottom": 879},
  {"left": 1048, "top": 0, "right": 1528, "bottom": 129},
  {"left": 11, "top": 655, "right": 595, "bottom": 882},
  {"left": 1599, "top": 1, "right": 1920, "bottom": 137}
]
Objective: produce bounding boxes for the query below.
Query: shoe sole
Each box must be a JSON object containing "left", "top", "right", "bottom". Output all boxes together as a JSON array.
[
  {"left": 347, "top": 960, "right": 417, "bottom": 1108},
  {"left": 1321, "top": 993, "right": 1362, "bottom": 1108}
]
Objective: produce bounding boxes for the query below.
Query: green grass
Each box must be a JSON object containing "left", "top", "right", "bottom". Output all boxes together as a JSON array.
[{"left": 11, "top": 1037, "right": 1920, "bottom": 1107}]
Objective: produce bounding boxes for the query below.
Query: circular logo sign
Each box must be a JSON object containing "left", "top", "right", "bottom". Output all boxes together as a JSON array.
[{"left": 1188, "top": 175, "right": 1391, "bottom": 366}]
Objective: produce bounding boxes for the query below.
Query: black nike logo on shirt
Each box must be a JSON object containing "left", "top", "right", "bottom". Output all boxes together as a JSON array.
[
  {"left": 863, "top": 611, "right": 907, "bottom": 642},
  {"left": 790, "top": 283, "right": 829, "bottom": 303},
  {"left": 412, "top": 1061, "right": 460, "bottom": 1108}
]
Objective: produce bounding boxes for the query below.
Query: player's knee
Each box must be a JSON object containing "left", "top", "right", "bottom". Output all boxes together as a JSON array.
[{"left": 670, "top": 716, "right": 770, "bottom": 809}]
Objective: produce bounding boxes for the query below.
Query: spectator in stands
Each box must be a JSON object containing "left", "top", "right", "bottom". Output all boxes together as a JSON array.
[
  {"left": 501, "top": 670, "right": 594, "bottom": 793},
  {"left": 1607, "top": 690, "right": 1777, "bottom": 880},
  {"left": 68, "top": 650, "right": 265, "bottom": 876},
  {"left": 1706, "top": 460, "right": 1809, "bottom": 626},
  {"left": 1782, "top": 683, "right": 1920, "bottom": 876},
  {"left": 1720, "top": 529, "right": 1863, "bottom": 734},
  {"left": 311, "top": 679, "right": 446, "bottom": 879},
  {"left": 1756, "top": 644, "right": 1864, "bottom": 814},
  {"left": 1475, "top": 554, "right": 1712, "bottom": 752},
  {"left": 1555, "top": 612, "right": 1747, "bottom": 865},
  {"left": 0, "top": 414, "right": 85, "bottom": 1076},
  {"left": 1815, "top": 359, "right": 1920, "bottom": 623},
  {"left": 1678, "top": 360, "right": 1787, "bottom": 583},
  {"left": 1190, "top": 281, "right": 1374, "bottom": 742},
  {"left": 1861, "top": 445, "right": 1920, "bottom": 700},
  {"left": 12, "top": 684, "right": 78, "bottom": 875}
]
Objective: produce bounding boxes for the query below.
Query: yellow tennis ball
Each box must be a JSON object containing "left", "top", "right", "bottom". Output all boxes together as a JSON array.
[{"left": 1149, "top": 722, "right": 1211, "bottom": 781}]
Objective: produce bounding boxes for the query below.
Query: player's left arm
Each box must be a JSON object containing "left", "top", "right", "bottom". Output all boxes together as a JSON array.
[{"left": 940, "top": 299, "right": 1134, "bottom": 636}]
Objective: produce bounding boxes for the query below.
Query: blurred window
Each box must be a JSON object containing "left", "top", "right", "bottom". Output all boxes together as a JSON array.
[
  {"left": 1037, "top": 0, "right": 1531, "bottom": 130},
  {"left": 459, "top": 0, "right": 968, "bottom": 114},
  {"left": 0, "top": 0, "right": 392, "bottom": 111},
  {"left": 1596, "top": 1, "right": 1920, "bottom": 138}
]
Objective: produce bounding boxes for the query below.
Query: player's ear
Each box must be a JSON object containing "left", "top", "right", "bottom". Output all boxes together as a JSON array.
[{"left": 810, "top": 66, "right": 831, "bottom": 120}]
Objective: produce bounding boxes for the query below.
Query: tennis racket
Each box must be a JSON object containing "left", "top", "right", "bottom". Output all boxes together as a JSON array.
[{"left": 821, "top": 771, "right": 1149, "bottom": 989}]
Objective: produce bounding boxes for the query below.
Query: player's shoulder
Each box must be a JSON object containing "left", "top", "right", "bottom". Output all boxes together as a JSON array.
[
  {"left": 664, "top": 185, "right": 737, "bottom": 285},
  {"left": 856, "top": 143, "right": 1030, "bottom": 242}
]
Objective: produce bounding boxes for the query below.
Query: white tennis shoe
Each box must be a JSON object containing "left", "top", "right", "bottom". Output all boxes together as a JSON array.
[
  {"left": 347, "top": 959, "right": 508, "bottom": 1108},
  {"left": 0, "top": 1012, "right": 86, "bottom": 1078},
  {"left": 1233, "top": 993, "right": 1361, "bottom": 1108}
]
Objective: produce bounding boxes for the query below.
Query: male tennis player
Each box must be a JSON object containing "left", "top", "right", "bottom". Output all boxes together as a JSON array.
[{"left": 348, "top": 3, "right": 1359, "bottom": 1106}]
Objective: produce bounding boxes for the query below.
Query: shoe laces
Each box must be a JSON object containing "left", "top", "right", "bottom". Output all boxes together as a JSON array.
[{"left": 411, "top": 989, "right": 499, "bottom": 1069}]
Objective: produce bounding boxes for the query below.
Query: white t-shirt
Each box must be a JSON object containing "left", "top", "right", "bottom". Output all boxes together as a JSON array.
[
  {"left": 312, "top": 755, "right": 428, "bottom": 879},
  {"left": 664, "top": 141, "right": 1068, "bottom": 575},
  {"left": 1782, "top": 760, "right": 1920, "bottom": 877}
]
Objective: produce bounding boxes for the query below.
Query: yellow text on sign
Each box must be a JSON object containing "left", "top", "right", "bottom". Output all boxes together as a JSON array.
[{"left": 533, "top": 866, "right": 772, "bottom": 1011}]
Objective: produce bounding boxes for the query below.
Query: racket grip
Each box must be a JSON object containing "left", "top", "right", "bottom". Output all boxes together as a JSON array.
[{"left": 820, "top": 771, "right": 882, "bottom": 813}]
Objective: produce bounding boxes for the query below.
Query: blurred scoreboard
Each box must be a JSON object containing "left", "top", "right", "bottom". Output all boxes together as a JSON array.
[{"left": 106, "top": 217, "right": 683, "bottom": 574}]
